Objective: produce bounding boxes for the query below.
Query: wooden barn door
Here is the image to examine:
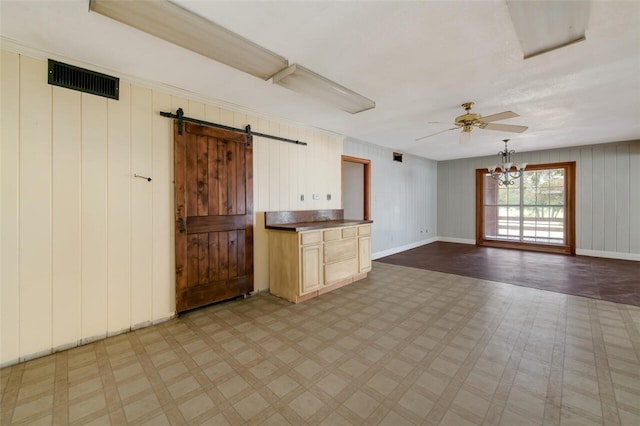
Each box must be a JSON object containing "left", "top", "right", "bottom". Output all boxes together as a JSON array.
[{"left": 174, "top": 122, "right": 253, "bottom": 313}]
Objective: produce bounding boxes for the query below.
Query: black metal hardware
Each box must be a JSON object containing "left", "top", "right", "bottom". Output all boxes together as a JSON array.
[
  {"left": 245, "top": 124, "right": 252, "bottom": 148},
  {"left": 176, "top": 108, "right": 184, "bottom": 135},
  {"left": 178, "top": 217, "right": 186, "bottom": 233},
  {"left": 160, "top": 109, "right": 307, "bottom": 146},
  {"left": 134, "top": 173, "right": 152, "bottom": 182},
  {"left": 48, "top": 59, "right": 119, "bottom": 100}
]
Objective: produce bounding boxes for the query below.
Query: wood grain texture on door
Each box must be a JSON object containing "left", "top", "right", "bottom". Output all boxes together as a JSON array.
[{"left": 174, "top": 122, "right": 253, "bottom": 313}]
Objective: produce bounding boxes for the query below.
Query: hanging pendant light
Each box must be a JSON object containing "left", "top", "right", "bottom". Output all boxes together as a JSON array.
[{"left": 488, "top": 139, "right": 527, "bottom": 185}]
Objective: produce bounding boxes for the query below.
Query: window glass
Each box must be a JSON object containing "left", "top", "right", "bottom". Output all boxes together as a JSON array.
[{"left": 482, "top": 167, "right": 566, "bottom": 245}]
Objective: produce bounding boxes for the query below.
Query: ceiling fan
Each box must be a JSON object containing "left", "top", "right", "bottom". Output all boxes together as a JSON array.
[{"left": 416, "top": 102, "right": 528, "bottom": 144}]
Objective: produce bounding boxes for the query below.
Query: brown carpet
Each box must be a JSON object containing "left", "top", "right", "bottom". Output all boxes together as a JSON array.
[{"left": 376, "top": 241, "right": 640, "bottom": 307}]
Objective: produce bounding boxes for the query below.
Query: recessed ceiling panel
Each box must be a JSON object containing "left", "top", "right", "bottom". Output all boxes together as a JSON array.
[{"left": 507, "top": 1, "right": 590, "bottom": 59}]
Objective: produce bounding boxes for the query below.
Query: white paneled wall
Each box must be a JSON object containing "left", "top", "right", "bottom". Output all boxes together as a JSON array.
[
  {"left": 19, "top": 55, "right": 53, "bottom": 358},
  {"left": 437, "top": 141, "right": 640, "bottom": 259},
  {"left": 0, "top": 51, "right": 342, "bottom": 366},
  {"left": 106, "top": 83, "right": 132, "bottom": 334},
  {"left": 2, "top": 50, "right": 20, "bottom": 364},
  {"left": 51, "top": 85, "right": 82, "bottom": 350},
  {"left": 343, "top": 139, "right": 438, "bottom": 258}
]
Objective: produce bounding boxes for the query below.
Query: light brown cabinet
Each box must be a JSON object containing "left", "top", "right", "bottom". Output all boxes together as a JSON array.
[
  {"left": 269, "top": 224, "right": 371, "bottom": 303},
  {"left": 300, "top": 242, "right": 322, "bottom": 293},
  {"left": 358, "top": 225, "right": 372, "bottom": 273}
]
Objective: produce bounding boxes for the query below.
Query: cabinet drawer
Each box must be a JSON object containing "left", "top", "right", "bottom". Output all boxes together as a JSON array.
[
  {"left": 323, "top": 229, "right": 341, "bottom": 241},
  {"left": 301, "top": 231, "right": 321, "bottom": 245},
  {"left": 358, "top": 225, "right": 371, "bottom": 236},
  {"left": 324, "top": 238, "right": 357, "bottom": 263},
  {"left": 325, "top": 258, "right": 358, "bottom": 284},
  {"left": 342, "top": 227, "right": 356, "bottom": 238}
]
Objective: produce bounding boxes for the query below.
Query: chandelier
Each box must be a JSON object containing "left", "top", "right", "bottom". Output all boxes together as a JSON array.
[{"left": 488, "top": 139, "right": 527, "bottom": 185}]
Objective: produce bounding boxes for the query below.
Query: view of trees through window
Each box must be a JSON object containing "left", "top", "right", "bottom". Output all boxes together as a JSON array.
[{"left": 483, "top": 168, "right": 566, "bottom": 244}]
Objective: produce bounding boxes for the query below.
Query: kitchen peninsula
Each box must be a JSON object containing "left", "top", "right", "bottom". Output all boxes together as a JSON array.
[{"left": 266, "top": 210, "right": 372, "bottom": 303}]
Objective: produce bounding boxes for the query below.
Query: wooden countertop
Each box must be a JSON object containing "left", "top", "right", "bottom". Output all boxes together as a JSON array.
[{"left": 266, "top": 219, "right": 373, "bottom": 232}]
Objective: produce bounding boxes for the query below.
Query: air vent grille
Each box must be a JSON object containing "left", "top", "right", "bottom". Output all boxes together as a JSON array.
[{"left": 48, "top": 59, "right": 119, "bottom": 100}]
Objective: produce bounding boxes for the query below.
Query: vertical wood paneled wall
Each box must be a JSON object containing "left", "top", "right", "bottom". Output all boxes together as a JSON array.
[
  {"left": 0, "top": 51, "right": 342, "bottom": 366},
  {"left": 343, "top": 139, "right": 438, "bottom": 258},
  {"left": 437, "top": 141, "right": 640, "bottom": 258}
]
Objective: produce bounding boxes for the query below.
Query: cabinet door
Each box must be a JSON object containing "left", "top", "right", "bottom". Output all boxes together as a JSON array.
[
  {"left": 358, "top": 236, "right": 372, "bottom": 273},
  {"left": 301, "top": 244, "right": 322, "bottom": 293}
]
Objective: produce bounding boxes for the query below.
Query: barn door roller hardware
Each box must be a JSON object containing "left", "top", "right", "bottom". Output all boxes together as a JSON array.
[{"left": 160, "top": 108, "right": 308, "bottom": 147}]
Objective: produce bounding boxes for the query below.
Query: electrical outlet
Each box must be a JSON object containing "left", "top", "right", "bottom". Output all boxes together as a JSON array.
[{"left": 327, "top": 194, "right": 331, "bottom": 200}]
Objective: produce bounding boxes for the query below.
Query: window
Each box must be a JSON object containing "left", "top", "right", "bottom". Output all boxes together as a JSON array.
[{"left": 476, "top": 162, "right": 576, "bottom": 254}]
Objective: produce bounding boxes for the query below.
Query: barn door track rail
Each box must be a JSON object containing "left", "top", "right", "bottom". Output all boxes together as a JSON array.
[{"left": 160, "top": 108, "right": 308, "bottom": 147}]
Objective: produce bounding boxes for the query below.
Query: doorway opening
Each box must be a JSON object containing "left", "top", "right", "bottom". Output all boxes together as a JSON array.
[{"left": 342, "top": 155, "right": 371, "bottom": 220}]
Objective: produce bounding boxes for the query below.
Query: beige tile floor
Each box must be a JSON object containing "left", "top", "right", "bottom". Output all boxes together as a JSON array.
[{"left": 2, "top": 262, "right": 640, "bottom": 425}]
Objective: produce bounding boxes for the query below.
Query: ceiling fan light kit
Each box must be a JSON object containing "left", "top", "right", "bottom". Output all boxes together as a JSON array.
[
  {"left": 416, "top": 102, "right": 528, "bottom": 143},
  {"left": 460, "top": 127, "right": 472, "bottom": 144},
  {"left": 488, "top": 139, "right": 526, "bottom": 186},
  {"left": 455, "top": 102, "right": 481, "bottom": 127}
]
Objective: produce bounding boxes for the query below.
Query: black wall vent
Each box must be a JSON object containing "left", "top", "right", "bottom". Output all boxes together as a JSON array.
[{"left": 48, "top": 59, "right": 119, "bottom": 100}]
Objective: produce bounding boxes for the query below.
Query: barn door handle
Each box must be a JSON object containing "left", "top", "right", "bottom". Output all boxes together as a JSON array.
[{"left": 178, "top": 217, "right": 186, "bottom": 233}]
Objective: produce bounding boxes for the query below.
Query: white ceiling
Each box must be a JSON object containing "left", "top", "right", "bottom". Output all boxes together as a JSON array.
[{"left": 1, "top": 0, "right": 639, "bottom": 161}]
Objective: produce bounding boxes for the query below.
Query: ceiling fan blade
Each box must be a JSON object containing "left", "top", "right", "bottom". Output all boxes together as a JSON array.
[
  {"left": 416, "top": 127, "right": 458, "bottom": 141},
  {"left": 482, "top": 123, "right": 528, "bottom": 133},
  {"left": 479, "top": 111, "right": 519, "bottom": 123},
  {"left": 459, "top": 130, "right": 471, "bottom": 144}
]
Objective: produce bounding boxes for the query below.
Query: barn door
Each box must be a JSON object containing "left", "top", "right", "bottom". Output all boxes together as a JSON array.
[{"left": 174, "top": 121, "right": 253, "bottom": 313}]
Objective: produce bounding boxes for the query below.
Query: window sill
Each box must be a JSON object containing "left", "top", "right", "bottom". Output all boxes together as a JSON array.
[{"left": 477, "top": 238, "right": 574, "bottom": 255}]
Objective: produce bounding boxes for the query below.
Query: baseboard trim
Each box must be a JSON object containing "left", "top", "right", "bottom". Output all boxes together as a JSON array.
[
  {"left": 576, "top": 249, "right": 640, "bottom": 261},
  {"left": 372, "top": 238, "right": 437, "bottom": 260},
  {"left": 436, "top": 237, "right": 476, "bottom": 245},
  {"left": 376, "top": 238, "right": 638, "bottom": 262},
  {"left": 0, "top": 314, "right": 176, "bottom": 368}
]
